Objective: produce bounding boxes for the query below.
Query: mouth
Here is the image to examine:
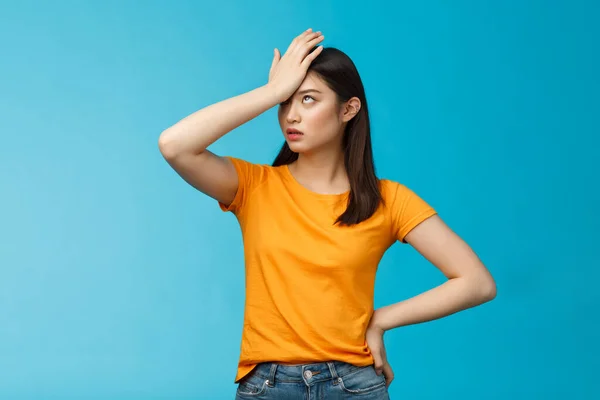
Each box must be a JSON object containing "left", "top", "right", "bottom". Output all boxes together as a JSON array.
[
  {"left": 286, "top": 128, "right": 304, "bottom": 140},
  {"left": 286, "top": 128, "right": 304, "bottom": 135}
]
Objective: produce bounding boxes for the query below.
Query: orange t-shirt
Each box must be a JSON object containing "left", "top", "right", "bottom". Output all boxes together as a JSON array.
[{"left": 218, "top": 157, "right": 437, "bottom": 383}]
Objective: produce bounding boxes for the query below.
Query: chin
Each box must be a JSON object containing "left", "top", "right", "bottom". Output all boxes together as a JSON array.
[{"left": 286, "top": 141, "right": 309, "bottom": 153}]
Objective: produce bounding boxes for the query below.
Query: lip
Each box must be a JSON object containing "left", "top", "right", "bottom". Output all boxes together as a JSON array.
[{"left": 286, "top": 128, "right": 304, "bottom": 135}]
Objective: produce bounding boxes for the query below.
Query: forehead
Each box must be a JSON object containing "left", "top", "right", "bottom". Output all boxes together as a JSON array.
[{"left": 296, "top": 72, "right": 331, "bottom": 94}]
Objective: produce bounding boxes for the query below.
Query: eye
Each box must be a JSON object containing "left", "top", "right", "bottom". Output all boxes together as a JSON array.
[{"left": 302, "top": 95, "right": 315, "bottom": 103}]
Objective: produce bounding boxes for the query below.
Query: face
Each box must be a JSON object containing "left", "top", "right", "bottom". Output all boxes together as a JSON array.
[{"left": 278, "top": 71, "right": 360, "bottom": 155}]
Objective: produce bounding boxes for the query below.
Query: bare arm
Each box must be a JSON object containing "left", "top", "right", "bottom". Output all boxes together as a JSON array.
[
  {"left": 366, "top": 215, "right": 496, "bottom": 386},
  {"left": 157, "top": 29, "right": 324, "bottom": 206},
  {"left": 158, "top": 85, "right": 280, "bottom": 205},
  {"left": 372, "top": 215, "right": 497, "bottom": 331}
]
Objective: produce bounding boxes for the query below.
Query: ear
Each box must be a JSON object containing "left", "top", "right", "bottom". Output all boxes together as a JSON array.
[{"left": 341, "top": 97, "right": 361, "bottom": 122}]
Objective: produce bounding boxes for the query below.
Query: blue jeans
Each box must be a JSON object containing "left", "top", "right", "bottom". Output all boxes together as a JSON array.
[{"left": 235, "top": 361, "right": 390, "bottom": 399}]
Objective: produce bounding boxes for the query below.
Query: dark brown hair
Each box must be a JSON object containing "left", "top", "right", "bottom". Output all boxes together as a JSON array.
[{"left": 272, "top": 47, "right": 382, "bottom": 226}]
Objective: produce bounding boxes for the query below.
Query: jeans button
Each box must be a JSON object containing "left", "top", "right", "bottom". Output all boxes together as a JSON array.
[{"left": 304, "top": 370, "right": 313, "bottom": 379}]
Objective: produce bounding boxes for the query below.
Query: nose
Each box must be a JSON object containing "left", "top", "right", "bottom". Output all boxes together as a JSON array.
[{"left": 284, "top": 101, "right": 301, "bottom": 124}]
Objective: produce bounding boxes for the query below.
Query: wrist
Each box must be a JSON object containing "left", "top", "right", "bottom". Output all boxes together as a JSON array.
[
  {"left": 263, "top": 83, "right": 284, "bottom": 105},
  {"left": 370, "top": 309, "right": 388, "bottom": 334}
]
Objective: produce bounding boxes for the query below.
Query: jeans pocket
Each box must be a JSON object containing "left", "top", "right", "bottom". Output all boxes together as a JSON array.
[
  {"left": 337, "top": 365, "right": 387, "bottom": 395},
  {"left": 236, "top": 373, "right": 268, "bottom": 397}
]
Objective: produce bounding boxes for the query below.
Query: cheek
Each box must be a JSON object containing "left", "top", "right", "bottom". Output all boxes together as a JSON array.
[{"left": 307, "top": 105, "right": 339, "bottom": 133}]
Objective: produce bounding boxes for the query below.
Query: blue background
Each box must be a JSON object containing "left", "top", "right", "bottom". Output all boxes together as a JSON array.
[{"left": 1, "top": 0, "right": 598, "bottom": 398}]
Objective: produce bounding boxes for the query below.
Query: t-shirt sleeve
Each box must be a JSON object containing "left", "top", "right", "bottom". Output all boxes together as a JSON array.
[
  {"left": 218, "top": 156, "right": 266, "bottom": 216},
  {"left": 388, "top": 181, "right": 438, "bottom": 243}
]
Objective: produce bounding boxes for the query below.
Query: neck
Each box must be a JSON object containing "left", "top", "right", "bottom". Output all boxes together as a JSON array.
[{"left": 289, "top": 147, "right": 349, "bottom": 194}]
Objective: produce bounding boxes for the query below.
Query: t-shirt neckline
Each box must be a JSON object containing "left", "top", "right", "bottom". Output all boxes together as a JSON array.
[{"left": 283, "top": 164, "right": 350, "bottom": 199}]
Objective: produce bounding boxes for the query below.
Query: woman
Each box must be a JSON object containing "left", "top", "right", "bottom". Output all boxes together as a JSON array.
[{"left": 158, "top": 28, "right": 496, "bottom": 399}]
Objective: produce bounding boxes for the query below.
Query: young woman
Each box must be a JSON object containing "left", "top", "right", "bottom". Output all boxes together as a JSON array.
[{"left": 159, "top": 28, "right": 496, "bottom": 399}]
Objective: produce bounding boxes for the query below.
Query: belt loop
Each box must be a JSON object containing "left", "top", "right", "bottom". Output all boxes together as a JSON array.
[
  {"left": 327, "top": 362, "right": 341, "bottom": 385},
  {"left": 267, "top": 363, "right": 278, "bottom": 387}
]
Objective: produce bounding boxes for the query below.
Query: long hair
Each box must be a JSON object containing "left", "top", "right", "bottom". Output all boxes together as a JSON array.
[{"left": 272, "top": 47, "right": 382, "bottom": 226}]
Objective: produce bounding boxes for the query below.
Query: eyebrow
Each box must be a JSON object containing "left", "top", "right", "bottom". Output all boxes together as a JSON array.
[{"left": 296, "top": 89, "right": 322, "bottom": 95}]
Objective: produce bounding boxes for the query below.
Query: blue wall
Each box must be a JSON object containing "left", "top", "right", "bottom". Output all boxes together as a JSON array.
[{"left": 1, "top": 1, "right": 598, "bottom": 398}]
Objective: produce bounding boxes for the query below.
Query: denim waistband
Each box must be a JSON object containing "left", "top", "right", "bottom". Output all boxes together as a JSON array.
[{"left": 249, "top": 361, "right": 372, "bottom": 384}]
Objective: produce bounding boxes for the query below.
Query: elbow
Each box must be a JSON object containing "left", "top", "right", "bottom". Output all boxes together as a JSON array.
[
  {"left": 477, "top": 276, "right": 497, "bottom": 303},
  {"left": 460, "top": 272, "right": 496, "bottom": 305},
  {"left": 158, "top": 129, "right": 178, "bottom": 160},
  {"left": 482, "top": 280, "right": 497, "bottom": 302},
  {"left": 158, "top": 128, "right": 206, "bottom": 160}
]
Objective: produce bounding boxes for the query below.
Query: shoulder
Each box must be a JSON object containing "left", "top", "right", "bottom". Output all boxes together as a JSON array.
[
  {"left": 378, "top": 178, "right": 410, "bottom": 201},
  {"left": 378, "top": 178, "right": 433, "bottom": 210},
  {"left": 224, "top": 156, "right": 271, "bottom": 171},
  {"left": 378, "top": 178, "right": 437, "bottom": 241},
  {"left": 224, "top": 156, "right": 281, "bottom": 180}
]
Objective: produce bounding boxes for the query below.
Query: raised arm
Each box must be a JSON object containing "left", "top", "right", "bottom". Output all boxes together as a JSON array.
[{"left": 158, "top": 28, "right": 325, "bottom": 206}]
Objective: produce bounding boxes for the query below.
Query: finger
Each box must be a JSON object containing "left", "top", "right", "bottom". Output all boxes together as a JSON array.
[
  {"left": 371, "top": 353, "right": 384, "bottom": 376},
  {"left": 299, "top": 28, "right": 313, "bottom": 39},
  {"left": 301, "top": 31, "right": 322, "bottom": 49},
  {"left": 291, "top": 30, "right": 321, "bottom": 54},
  {"left": 268, "top": 48, "right": 280, "bottom": 81},
  {"left": 302, "top": 35, "right": 325, "bottom": 59},
  {"left": 303, "top": 34, "right": 324, "bottom": 52},
  {"left": 301, "top": 45, "right": 324, "bottom": 69},
  {"left": 382, "top": 363, "right": 394, "bottom": 387},
  {"left": 287, "top": 28, "right": 313, "bottom": 53},
  {"left": 270, "top": 48, "right": 280, "bottom": 70}
]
